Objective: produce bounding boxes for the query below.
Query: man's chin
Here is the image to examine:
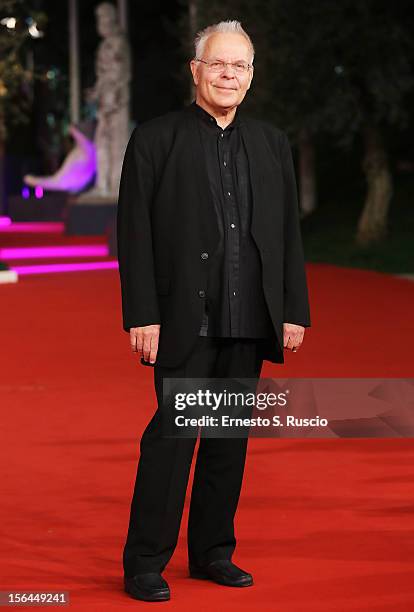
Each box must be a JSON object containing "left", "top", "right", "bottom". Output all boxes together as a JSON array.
[{"left": 212, "top": 97, "right": 239, "bottom": 109}]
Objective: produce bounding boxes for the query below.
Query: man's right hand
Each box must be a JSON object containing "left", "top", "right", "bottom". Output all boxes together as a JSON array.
[{"left": 130, "top": 324, "right": 160, "bottom": 364}]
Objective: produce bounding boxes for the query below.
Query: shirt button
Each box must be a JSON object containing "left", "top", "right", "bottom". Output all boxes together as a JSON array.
[
  {"left": 221, "top": 133, "right": 224, "bottom": 138},
  {"left": 198, "top": 290, "right": 206, "bottom": 298},
  {"left": 227, "top": 191, "right": 231, "bottom": 196},
  {"left": 200, "top": 252, "right": 209, "bottom": 260},
  {"left": 223, "top": 161, "right": 227, "bottom": 166},
  {"left": 230, "top": 223, "right": 235, "bottom": 229},
  {"left": 233, "top": 291, "right": 237, "bottom": 296}
]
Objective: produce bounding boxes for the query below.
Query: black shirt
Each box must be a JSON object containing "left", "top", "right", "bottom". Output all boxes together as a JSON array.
[{"left": 191, "top": 100, "right": 274, "bottom": 339}]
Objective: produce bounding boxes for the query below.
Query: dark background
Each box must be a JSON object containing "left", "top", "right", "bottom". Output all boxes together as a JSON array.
[
  {"left": 10, "top": 0, "right": 188, "bottom": 160},
  {"left": 2, "top": 0, "right": 413, "bottom": 273}
]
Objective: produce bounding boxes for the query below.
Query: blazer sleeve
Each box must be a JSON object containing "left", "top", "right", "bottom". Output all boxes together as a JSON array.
[
  {"left": 117, "top": 126, "right": 161, "bottom": 332},
  {"left": 279, "top": 131, "right": 311, "bottom": 327}
]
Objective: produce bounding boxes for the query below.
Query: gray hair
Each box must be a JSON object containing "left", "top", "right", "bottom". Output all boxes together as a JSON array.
[{"left": 194, "top": 20, "right": 254, "bottom": 64}]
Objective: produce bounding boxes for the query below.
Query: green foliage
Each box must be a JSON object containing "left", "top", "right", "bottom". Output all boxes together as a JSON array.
[
  {"left": 194, "top": 0, "right": 414, "bottom": 147},
  {"left": 0, "top": 0, "right": 47, "bottom": 141},
  {"left": 301, "top": 165, "right": 414, "bottom": 272}
]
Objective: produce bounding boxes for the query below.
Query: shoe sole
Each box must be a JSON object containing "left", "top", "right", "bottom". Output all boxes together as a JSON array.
[
  {"left": 189, "top": 569, "right": 253, "bottom": 587},
  {"left": 125, "top": 586, "right": 170, "bottom": 602}
]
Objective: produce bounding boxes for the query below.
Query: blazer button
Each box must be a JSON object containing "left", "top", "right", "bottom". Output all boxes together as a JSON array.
[
  {"left": 200, "top": 252, "right": 209, "bottom": 260},
  {"left": 198, "top": 290, "right": 206, "bottom": 298}
]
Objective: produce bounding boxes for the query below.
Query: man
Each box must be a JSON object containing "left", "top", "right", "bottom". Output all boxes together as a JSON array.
[{"left": 117, "top": 20, "right": 311, "bottom": 602}]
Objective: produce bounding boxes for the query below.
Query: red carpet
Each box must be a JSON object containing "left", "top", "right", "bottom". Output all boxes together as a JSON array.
[{"left": 0, "top": 264, "right": 413, "bottom": 610}]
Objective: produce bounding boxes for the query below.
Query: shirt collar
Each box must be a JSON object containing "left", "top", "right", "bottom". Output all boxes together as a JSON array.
[{"left": 191, "top": 100, "right": 241, "bottom": 130}]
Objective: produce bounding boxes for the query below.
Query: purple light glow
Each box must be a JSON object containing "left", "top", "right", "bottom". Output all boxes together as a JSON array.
[
  {"left": 22, "top": 186, "right": 30, "bottom": 199},
  {"left": 23, "top": 125, "right": 97, "bottom": 193},
  {"left": 34, "top": 186, "right": 44, "bottom": 199},
  {"left": 11, "top": 260, "right": 118, "bottom": 275},
  {"left": 0, "top": 216, "right": 12, "bottom": 227},
  {"left": 0, "top": 245, "right": 109, "bottom": 260},
  {"left": 0, "top": 222, "right": 65, "bottom": 233}
]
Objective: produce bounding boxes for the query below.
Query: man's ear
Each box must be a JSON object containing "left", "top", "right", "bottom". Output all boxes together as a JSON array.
[
  {"left": 189, "top": 60, "right": 199, "bottom": 86},
  {"left": 247, "top": 68, "right": 254, "bottom": 90}
]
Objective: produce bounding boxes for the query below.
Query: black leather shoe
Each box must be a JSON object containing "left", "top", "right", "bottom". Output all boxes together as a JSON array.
[
  {"left": 124, "top": 573, "right": 170, "bottom": 601},
  {"left": 189, "top": 559, "right": 253, "bottom": 587}
]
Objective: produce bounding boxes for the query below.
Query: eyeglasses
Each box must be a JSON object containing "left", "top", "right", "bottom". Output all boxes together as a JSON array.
[{"left": 194, "top": 58, "right": 253, "bottom": 75}]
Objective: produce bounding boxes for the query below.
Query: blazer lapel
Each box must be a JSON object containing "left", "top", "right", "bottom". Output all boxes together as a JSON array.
[
  {"left": 184, "top": 105, "right": 221, "bottom": 255},
  {"left": 239, "top": 117, "right": 270, "bottom": 251}
]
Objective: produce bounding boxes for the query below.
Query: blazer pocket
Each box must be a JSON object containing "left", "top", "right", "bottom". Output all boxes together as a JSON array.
[{"left": 155, "top": 276, "right": 171, "bottom": 295}]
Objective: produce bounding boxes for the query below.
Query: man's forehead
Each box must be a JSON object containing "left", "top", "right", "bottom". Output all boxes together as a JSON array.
[{"left": 204, "top": 33, "right": 251, "bottom": 58}]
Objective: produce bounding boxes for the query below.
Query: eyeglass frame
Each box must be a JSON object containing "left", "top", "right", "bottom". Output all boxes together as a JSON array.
[{"left": 194, "top": 57, "right": 254, "bottom": 74}]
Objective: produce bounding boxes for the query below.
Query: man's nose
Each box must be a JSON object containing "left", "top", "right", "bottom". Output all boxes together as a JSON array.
[
  {"left": 221, "top": 64, "right": 237, "bottom": 76},
  {"left": 219, "top": 70, "right": 237, "bottom": 81}
]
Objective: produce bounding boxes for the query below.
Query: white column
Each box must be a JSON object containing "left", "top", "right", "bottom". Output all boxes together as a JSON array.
[
  {"left": 117, "top": 0, "right": 131, "bottom": 125},
  {"left": 69, "top": 0, "right": 80, "bottom": 124},
  {"left": 118, "top": 0, "right": 128, "bottom": 35}
]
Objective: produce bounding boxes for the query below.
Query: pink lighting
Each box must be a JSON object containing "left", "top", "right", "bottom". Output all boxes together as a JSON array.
[
  {"left": 22, "top": 187, "right": 30, "bottom": 199},
  {"left": 0, "top": 245, "right": 109, "bottom": 260},
  {"left": 0, "top": 222, "right": 65, "bottom": 233},
  {"left": 10, "top": 261, "right": 118, "bottom": 276},
  {"left": 0, "top": 216, "right": 12, "bottom": 227},
  {"left": 34, "top": 186, "right": 44, "bottom": 199},
  {"left": 24, "top": 125, "right": 96, "bottom": 193}
]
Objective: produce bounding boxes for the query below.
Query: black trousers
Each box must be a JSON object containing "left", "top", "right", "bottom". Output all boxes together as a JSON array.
[{"left": 122, "top": 336, "right": 264, "bottom": 577}]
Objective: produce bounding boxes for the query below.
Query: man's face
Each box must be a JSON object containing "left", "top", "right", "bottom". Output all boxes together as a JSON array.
[{"left": 190, "top": 33, "right": 254, "bottom": 112}]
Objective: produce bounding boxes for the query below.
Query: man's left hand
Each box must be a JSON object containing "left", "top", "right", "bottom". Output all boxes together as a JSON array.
[{"left": 283, "top": 322, "right": 305, "bottom": 352}]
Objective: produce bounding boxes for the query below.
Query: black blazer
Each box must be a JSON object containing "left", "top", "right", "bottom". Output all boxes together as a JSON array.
[{"left": 117, "top": 102, "right": 311, "bottom": 368}]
